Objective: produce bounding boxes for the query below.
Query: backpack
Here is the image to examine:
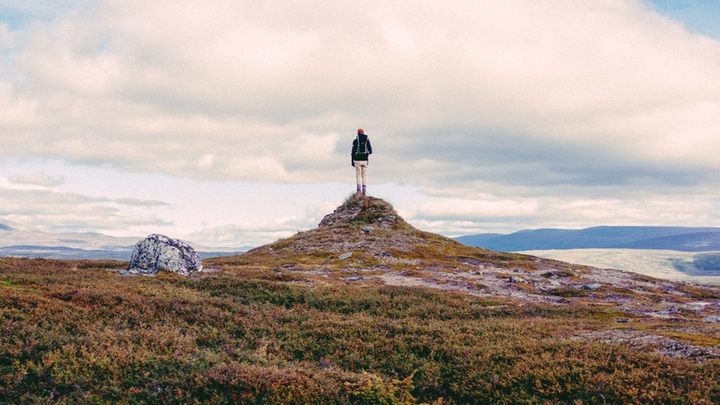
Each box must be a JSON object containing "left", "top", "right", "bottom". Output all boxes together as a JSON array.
[{"left": 355, "top": 135, "right": 369, "bottom": 154}]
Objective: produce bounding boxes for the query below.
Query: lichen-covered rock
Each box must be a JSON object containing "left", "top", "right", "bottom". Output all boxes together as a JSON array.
[{"left": 128, "top": 234, "right": 203, "bottom": 276}]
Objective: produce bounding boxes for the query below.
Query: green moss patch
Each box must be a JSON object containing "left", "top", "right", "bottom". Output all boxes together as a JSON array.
[{"left": 0, "top": 279, "right": 17, "bottom": 288}]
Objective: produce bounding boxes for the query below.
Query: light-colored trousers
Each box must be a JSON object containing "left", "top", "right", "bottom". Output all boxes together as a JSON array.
[{"left": 354, "top": 160, "right": 368, "bottom": 186}]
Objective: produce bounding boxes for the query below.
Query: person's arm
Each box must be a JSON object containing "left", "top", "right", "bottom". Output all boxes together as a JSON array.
[
  {"left": 351, "top": 139, "right": 357, "bottom": 166},
  {"left": 367, "top": 139, "right": 372, "bottom": 155}
]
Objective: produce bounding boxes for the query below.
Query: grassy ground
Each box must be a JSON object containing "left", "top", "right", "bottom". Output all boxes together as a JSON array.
[{"left": 1, "top": 257, "right": 719, "bottom": 404}]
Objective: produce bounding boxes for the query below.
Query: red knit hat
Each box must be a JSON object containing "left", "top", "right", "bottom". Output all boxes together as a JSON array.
[{"left": 357, "top": 128, "right": 364, "bottom": 134}]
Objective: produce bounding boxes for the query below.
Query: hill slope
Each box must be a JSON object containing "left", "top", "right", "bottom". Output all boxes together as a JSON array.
[{"left": 210, "top": 196, "right": 720, "bottom": 317}]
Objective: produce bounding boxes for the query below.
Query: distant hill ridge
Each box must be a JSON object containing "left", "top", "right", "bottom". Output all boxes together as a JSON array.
[
  {"left": 0, "top": 220, "right": 247, "bottom": 259},
  {"left": 456, "top": 226, "right": 720, "bottom": 252}
]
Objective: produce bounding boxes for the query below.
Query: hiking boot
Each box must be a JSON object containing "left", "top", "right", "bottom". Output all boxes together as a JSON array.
[{"left": 362, "top": 185, "right": 367, "bottom": 195}]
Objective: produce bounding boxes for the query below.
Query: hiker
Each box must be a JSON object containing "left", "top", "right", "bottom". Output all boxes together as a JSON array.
[{"left": 351, "top": 128, "right": 373, "bottom": 195}]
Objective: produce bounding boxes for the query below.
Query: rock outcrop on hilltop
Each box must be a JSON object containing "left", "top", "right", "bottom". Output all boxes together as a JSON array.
[
  {"left": 242, "top": 194, "right": 451, "bottom": 259},
  {"left": 128, "top": 234, "right": 203, "bottom": 276},
  {"left": 318, "top": 195, "right": 401, "bottom": 229},
  {"left": 210, "top": 194, "right": 720, "bottom": 355}
]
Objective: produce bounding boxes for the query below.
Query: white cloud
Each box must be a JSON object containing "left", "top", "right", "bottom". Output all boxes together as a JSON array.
[
  {"left": 195, "top": 153, "right": 214, "bottom": 170},
  {"left": 407, "top": 192, "right": 720, "bottom": 237},
  {"left": 0, "top": 83, "right": 39, "bottom": 128},
  {"left": 0, "top": 23, "right": 12, "bottom": 48},
  {"left": 186, "top": 216, "right": 319, "bottom": 248},
  {"left": 0, "top": 182, "right": 172, "bottom": 234},
  {"left": 411, "top": 197, "right": 539, "bottom": 220},
  {"left": 8, "top": 172, "right": 65, "bottom": 187},
  {"left": 1, "top": 1, "right": 719, "bottom": 239},
  {"left": 0, "top": 0, "right": 717, "bottom": 185}
]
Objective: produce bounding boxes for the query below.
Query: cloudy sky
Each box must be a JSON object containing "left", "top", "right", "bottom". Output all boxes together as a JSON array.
[{"left": 1, "top": 0, "right": 719, "bottom": 248}]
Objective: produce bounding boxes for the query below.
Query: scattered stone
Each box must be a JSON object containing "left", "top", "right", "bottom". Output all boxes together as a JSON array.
[
  {"left": 686, "top": 302, "right": 711, "bottom": 311},
  {"left": 338, "top": 252, "right": 353, "bottom": 260},
  {"left": 616, "top": 318, "right": 629, "bottom": 323},
  {"left": 603, "top": 294, "right": 633, "bottom": 303},
  {"left": 347, "top": 276, "right": 363, "bottom": 281},
  {"left": 648, "top": 307, "right": 681, "bottom": 319},
  {"left": 658, "top": 306, "right": 681, "bottom": 315},
  {"left": 457, "top": 257, "right": 486, "bottom": 267},
  {"left": 575, "top": 329, "right": 720, "bottom": 360},
  {"left": 541, "top": 270, "right": 575, "bottom": 278},
  {"left": 667, "top": 289, "right": 686, "bottom": 296},
  {"left": 128, "top": 234, "right": 203, "bottom": 277},
  {"left": 361, "top": 226, "right": 374, "bottom": 233},
  {"left": 703, "top": 315, "right": 720, "bottom": 323},
  {"left": 580, "top": 283, "right": 602, "bottom": 291},
  {"left": 508, "top": 276, "right": 526, "bottom": 283}
]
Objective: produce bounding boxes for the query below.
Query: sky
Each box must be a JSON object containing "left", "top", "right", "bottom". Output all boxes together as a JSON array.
[{"left": 1, "top": 0, "right": 720, "bottom": 248}]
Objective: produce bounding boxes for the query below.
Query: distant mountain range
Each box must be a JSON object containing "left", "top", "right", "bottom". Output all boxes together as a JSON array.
[
  {"left": 0, "top": 245, "right": 243, "bottom": 260},
  {"left": 0, "top": 220, "right": 248, "bottom": 260},
  {"left": 455, "top": 226, "right": 720, "bottom": 252}
]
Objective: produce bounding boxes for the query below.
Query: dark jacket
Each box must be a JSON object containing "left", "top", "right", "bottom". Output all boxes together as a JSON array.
[{"left": 351, "top": 134, "right": 373, "bottom": 163}]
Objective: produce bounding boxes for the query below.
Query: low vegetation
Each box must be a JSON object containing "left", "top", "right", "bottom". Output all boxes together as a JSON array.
[
  {"left": 1, "top": 257, "right": 719, "bottom": 403},
  {"left": 2, "top": 197, "right": 719, "bottom": 403}
]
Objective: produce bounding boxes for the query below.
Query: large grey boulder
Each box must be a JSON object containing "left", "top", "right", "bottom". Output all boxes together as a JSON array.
[{"left": 128, "top": 234, "right": 203, "bottom": 276}]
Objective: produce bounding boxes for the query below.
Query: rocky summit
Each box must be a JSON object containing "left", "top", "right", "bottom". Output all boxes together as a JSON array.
[
  {"left": 211, "top": 194, "right": 720, "bottom": 360},
  {"left": 128, "top": 233, "right": 203, "bottom": 276},
  {"left": 318, "top": 194, "right": 402, "bottom": 228}
]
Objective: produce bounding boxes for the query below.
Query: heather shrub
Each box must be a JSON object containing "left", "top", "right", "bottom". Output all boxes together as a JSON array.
[
  {"left": 349, "top": 372, "right": 416, "bottom": 404},
  {"left": 1, "top": 258, "right": 719, "bottom": 403}
]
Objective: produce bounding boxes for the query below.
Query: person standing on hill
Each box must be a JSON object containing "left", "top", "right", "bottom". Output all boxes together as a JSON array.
[{"left": 351, "top": 128, "right": 373, "bottom": 195}]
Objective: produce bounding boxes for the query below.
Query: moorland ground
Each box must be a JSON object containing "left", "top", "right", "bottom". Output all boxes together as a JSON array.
[{"left": 2, "top": 196, "right": 719, "bottom": 403}]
